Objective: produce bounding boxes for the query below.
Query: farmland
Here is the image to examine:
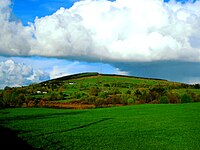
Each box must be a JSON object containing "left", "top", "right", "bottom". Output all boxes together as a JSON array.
[
  {"left": 1, "top": 72, "right": 200, "bottom": 108},
  {"left": 0, "top": 73, "right": 200, "bottom": 149},
  {"left": 0, "top": 103, "right": 200, "bottom": 149}
]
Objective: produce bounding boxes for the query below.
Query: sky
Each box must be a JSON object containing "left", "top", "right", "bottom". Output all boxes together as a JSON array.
[{"left": 0, "top": 0, "right": 200, "bottom": 89}]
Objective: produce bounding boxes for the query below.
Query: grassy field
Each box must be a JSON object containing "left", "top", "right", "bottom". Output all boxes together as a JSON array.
[{"left": 0, "top": 103, "right": 200, "bottom": 150}]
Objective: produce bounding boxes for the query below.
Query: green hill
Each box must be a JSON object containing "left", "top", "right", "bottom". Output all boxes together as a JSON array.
[{"left": 0, "top": 72, "right": 200, "bottom": 108}]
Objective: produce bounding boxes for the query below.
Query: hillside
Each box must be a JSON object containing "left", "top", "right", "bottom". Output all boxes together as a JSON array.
[{"left": 0, "top": 72, "right": 200, "bottom": 108}]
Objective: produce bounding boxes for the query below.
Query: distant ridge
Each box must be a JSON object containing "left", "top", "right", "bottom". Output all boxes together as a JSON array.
[{"left": 42, "top": 72, "right": 168, "bottom": 83}]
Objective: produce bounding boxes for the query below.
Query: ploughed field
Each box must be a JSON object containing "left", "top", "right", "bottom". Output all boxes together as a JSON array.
[{"left": 0, "top": 103, "right": 200, "bottom": 150}]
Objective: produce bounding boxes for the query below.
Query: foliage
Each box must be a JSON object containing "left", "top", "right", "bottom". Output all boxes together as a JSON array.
[
  {"left": 160, "top": 96, "right": 169, "bottom": 104},
  {"left": 181, "top": 94, "right": 193, "bottom": 103},
  {"left": 0, "top": 73, "right": 199, "bottom": 108},
  {"left": 127, "top": 98, "right": 135, "bottom": 105}
]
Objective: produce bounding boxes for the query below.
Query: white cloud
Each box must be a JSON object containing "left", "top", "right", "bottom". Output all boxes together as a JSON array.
[
  {"left": 186, "top": 77, "right": 200, "bottom": 84},
  {"left": 0, "top": 59, "right": 50, "bottom": 89},
  {"left": 0, "top": 0, "right": 33, "bottom": 56},
  {"left": 115, "top": 68, "right": 129, "bottom": 76},
  {"left": 49, "top": 61, "right": 113, "bottom": 79},
  {"left": 1, "top": 0, "right": 200, "bottom": 62}
]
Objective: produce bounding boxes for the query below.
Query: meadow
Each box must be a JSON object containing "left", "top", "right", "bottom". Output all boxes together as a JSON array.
[{"left": 0, "top": 103, "right": 200, "bottom": 150}]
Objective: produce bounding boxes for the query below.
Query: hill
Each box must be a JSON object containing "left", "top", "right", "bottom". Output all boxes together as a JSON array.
[
  {"left": 43, "top": 72, "right": 168, "bottom": 83},
  {"left": 0, "top": 72, "right": 200, "bottom": 108}
]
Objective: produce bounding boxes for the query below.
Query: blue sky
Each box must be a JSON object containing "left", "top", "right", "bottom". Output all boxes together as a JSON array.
[
  {"left": 12, "top": 0, "right": 78, "bottom": 25},
  {"left": 1, "top": 0, "right": 200, "bottom": 88},
  {"left": 12, "top": 0, "right": 194, "bottom": 25},
  {"left": 12, "top": 0, "right": 116, "bottom": 25}
]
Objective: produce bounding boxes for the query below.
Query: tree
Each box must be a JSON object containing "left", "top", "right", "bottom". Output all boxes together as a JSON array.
[
  {"left": 89, "top": 87, "right": 101, "bottom": 96},
  {"left": 16, "top": 93, "right": 25, "bottom": 106},
  {"left": 2, "top": 90, "right": 12, "bottom": 107},
  {"left": 160, "top": 96, "right": 169, "bottom": 104},
  {"left": 181, "top": 94, "right": 192, "bottom": 103},
  {"left": 58, "top": 86, "right": 63, "bottom": 95},
  {"left": 167, "top": 92, "right": 180, "bottom": 104},
  {"left": 0, "top": 92, "right": 3, "bottom": 107},
  {"left": 126, "top": 89, "right": 131, "bottom": 95}
]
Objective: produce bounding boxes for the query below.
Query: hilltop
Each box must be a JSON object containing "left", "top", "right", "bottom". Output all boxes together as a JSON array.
[
  {"left": 0, "top": 72, "right": 200, "bottom": 108},
  {"left": 43, "top": 72, "right": 168, "bottom": 83}
]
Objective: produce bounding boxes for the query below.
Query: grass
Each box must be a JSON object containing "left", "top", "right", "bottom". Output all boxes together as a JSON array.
[
  {"left": 4, "top": 73, "right": 197, "bottom": 107},
  {"left": 0, "top": 103, "right": 200, "bottom": 150},
  {"left": 173, "top": 89, "right": 200, "bottom": 95},
  {"left": 50, "top": 75, "right": 180, "bottom": 100}
]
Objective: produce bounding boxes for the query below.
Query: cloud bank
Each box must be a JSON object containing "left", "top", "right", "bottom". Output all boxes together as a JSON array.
[
  {"left": 1, "top": 0, "right": 200, "bottom": 62},
  {"left": 113, "top": 61, "right": 200, "bottom": 83},
  {"left": 0, "top": 60, "right": 50, "bottom": 89}
]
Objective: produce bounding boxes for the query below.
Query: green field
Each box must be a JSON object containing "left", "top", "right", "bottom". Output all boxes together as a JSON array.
[{"left": 0, "top": 103, "right": 200, "bottom": 150}]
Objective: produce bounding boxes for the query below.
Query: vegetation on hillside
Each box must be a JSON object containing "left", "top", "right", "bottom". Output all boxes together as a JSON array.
[{"left": 0, "top": 72, "right": 200, "bottom": 108}]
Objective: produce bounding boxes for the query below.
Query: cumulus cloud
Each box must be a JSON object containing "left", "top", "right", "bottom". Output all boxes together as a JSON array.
[
  {"left": 0, "top": 0, "right": 33, "bottom": 56},
  {"left": 0, "top": 60, "right": 50, "bottom": 89},
  {"left": 1, "top": 0, "right": 200, "bottom": 62}
]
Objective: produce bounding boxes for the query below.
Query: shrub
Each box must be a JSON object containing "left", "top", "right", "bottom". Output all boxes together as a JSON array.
[
  {"left": 127, "top": 98, "right": 135, "bottom": 105},
  {"left": 149, "top": 100, "right": 160, "bottom": 104},
  {"left": 186, "top": 91, "right": 200, "bottom": 102},
  {"left": 80, "top": 95, "right": 89, "bottom": 101},
  {"left": 94, "top": 98, "right": 105, "bottom": 107},
  {"left": 135, "top": 100, "right": 146, "bottom": 104},
  {"left": 134, "top": 89, "right": 142, "bottom": 96},
  {"left": 89, "top": 87, "right": 101, "bottom": 96},
  {"left": 150, "top": 87, "right": 167, "bottom": 96},
  {"left": 160, "top": 96, "right": 169, "bottom": 104},
  {"left": 126, "top": 90, "right": 132, "bottom": 95},
  {"left": 194, "top": 84, "right": 200, "bottom": 89},
  {"left": 104, "top": 83, "right": 110, "bottom": 87},
  {"left": 193, "top": 95, "right": 200, "bottom": 102},
  {"left": 167, "top": 92, "right": 180, "bottom": 104},
  {"left": 111, "top": 95, "right": 122, "bottom": 104},
  {"left": 112, "top": 88, "right": 121, "bottom": 95},
  {"left": 88, "top": 96, "right": 96, "bottom": 104},
  {"left": 181, "top": 94, "right": 193, "bottom": 103},
  {"left": 98, "top": 91, "right": 108, "bottom": 99}
]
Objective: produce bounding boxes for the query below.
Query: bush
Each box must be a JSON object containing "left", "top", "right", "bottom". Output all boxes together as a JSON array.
[
  {"left": 193, "top": 95, "right": 200, "bottom": 102},
  {"left": 167, "top": 92, "right": 180, "bottom": 104},
  {"left": 126, "top": 90, "right": 132, "bottom": 95},
  {"left": 88, "top": 96, "right": 96, "bottom": 104},
  {"left": 181, "top": 94, "right": 193, "bottom": 103},
  {"left": 120, "top": 94, "right": 129, "bottom": 105},
  {"left": 112, "top": 88, "right": 121, "bottom": 95},
  {"left": 149, "top": 100, "right": 160, "bottom": 104},
  {"left": 94, "top": 98, "right": 105, "bottom": 107},
  {"left": 89, "top": 87, "right": 101, "bottom": 96},
  {"left": 127, "top": 98, "right": 135, "bottom": 105},
  {"left": 135, "top": 100, "right": 146, "bottom": 104},
  {"left": 186, "top": 91, "right": 200, "bottom": 102},
  {"left": 111, "top": 95, "right": 122, "bottom": 104},
  {"left": 160, "top": 96, "right": 169, "bottom": 104},
  {"left": 98, "top": 91, "right": 108, "bottom": 99}
]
